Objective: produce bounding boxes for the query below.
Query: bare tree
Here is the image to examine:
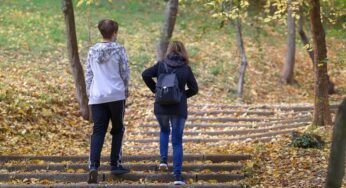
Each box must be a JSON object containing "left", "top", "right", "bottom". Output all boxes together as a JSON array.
[
  {"left": 222, "top": 0, "right": 248, "bottom": 100},
  {"left": 298, "top": 9, "right": 314, "bottom": 61},
  {"left": 309, "top": 0, "right": 332, "bottom": 126},
  {"left": 234, "top": 1, "right": 248, "bottom": 99},
  {"left": 325, "top": 99, "right": 346, "bottom": 188},
  {"left": 61, "top": 0, "right": 90, "bottom": 121},
  {"left": 298, "top": 8, "right": 335, "bottom": 94},
  {"left": 157, "top": 0, "right": 179, "bottom": 61},
  {"left": 282, "top": 0, "right": 296, "bottom": 84}
]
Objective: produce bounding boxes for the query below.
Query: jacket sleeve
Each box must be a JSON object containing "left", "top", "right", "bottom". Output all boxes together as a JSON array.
[
  {"left": 185, "top": 66, "right": 198, "bottom": 98},
  {"left": 85, "top": 50, "right": 93, "bottom": 98},
  {"left": 119, "top": 47, "right": 130, "bottom": 98},
  {"left": 142, "top": 63, "right": 159, "bottom": 94}
]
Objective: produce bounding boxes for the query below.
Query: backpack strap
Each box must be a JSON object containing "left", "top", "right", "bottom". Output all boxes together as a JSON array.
[
  {"left": 157, "top": 61, "right": 165, "bottom": 75},
  {"left": 159, "top": 61, "right": 180, "bottom": 74},
  {"left": 163, "top": 62, "right": 169, "bottom": 73},
  {"left": 164, "top": 62, "right": 180, "bottom": 74}
]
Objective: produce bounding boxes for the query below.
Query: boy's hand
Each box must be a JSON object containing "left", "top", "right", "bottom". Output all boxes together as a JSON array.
[{"left": 125, "top": 89, "right": 129, "bottom": 98}]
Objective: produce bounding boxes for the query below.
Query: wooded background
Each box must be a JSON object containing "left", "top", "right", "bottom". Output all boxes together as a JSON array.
[{"left": 0, "top": 0, "right": 345, "bottom": 187}]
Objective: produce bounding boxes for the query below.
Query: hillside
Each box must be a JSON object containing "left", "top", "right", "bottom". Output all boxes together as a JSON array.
[{"left": 0, "top": 0, "right": 345, "bottom": 187}]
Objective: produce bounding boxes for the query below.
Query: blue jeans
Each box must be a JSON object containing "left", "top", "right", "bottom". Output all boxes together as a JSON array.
[
  {"left": 89, "top": 100, "right": 125, "bottom": 169},
  {"left": 155, "top": 115, "right": 186, "bottom": 177}
]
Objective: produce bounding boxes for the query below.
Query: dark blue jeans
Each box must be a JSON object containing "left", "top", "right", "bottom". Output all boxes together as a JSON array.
[
  {"left": 155, "top": 115, "right": 186, "bottom": 177},
  {"left": 89, "top": 100, "right": 125, "bottom": 169}
]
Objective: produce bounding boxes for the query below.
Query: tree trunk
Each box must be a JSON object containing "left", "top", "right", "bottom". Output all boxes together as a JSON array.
[
  {"left": 298, "top": 9, "right": 335, "bottom": 94},
  {"left": 224, "top": 0, "right": 248, "bottom": 100},
  {"left": 298, "top": 11, "right": 314, "bottom": 61},
  {"left": 61, "top": 0, "right": 90, "bottom": 121},
  {"left": 325, "top": 99, "right": 346, "bottom": 188},
  {"left": 282, "top": 0, "right": 296, "bottom": 84},
  {"left": 235, "top": 17, "right": 248, "bottom": 99},
  {"left": 157, "top": 0, "right": 179, "bottom": 61},
  {"left": 309, "top": 0, "right": 332, "bottom": 126}
]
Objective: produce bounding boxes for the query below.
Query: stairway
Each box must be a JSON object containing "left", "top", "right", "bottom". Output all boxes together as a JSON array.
[{"left": 0, "top": 103, "right": 337, "bottom": 187}]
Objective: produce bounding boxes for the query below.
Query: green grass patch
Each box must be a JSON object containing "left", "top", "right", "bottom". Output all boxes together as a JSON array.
[{"left": 0, "top": 0, "right": 345, "bottom": 105}]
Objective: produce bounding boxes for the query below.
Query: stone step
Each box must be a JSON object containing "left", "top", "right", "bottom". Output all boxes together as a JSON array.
[
  {"left": 146, "top": 117, "right": 279, "bottom": 123},
  {"left": 141, "top": 116, "right": 311, "bottom": 128},
  {"left": 0, "top": 183, "right": 242, "bottom": 188},
  {"left": 189, "top": 110, "right": 275, "bottom": 116},
  {"left": 124, "top": 137, "right": 274, "bottom": 151},
  {"left": 0, "top": 172, "right": 245, "bottom": 183},
  {"left": 1, "top": 163, "right": 242, "bottom": 172},
  {"left": 0, "top": 155, "right": 251, "bottom": 164},
  {"left": 189, "top": 103, "right": 339, "bottom": 111},
  {"left": 131, "top": 122, "right": 308, "bottom": 136},
  {"left": 127, "top": 129, "right": 295, "bottom": 143}
]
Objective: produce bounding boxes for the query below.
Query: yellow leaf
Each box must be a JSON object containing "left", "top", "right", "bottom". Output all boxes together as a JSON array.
[
  {"left": 86, "top": 0, "right": 94, "bottom": 5},
  {"left": 246, "top": 161, "right": 254, "bottom": 168},
  {"left": 40, "top": 179, "right": 51, "bottom": 184},
  {"left": 264, "top": 17, "right": 271, "bottom": 23},
  {"left": 66, "top": 168, "right": 75, "bottom": 173},
  {"left": 76, "top": 168, "right": 86, "bottom": 173},
  {"left": 77, "top": 0, "right": 85, "bottom": 7},
  {"left": 31, "top": 160, "right": 45, "bottom": 165},
  {"left": 208, "top": 179, "right": 218, "bottom": 183}
]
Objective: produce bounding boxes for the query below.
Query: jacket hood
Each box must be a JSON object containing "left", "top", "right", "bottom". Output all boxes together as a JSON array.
[
  {"left": 164, "top": 53, "right": 186, "bottom": 67},
  {"left": 90, "top": 42, "right": 122, "bottom": 64}
]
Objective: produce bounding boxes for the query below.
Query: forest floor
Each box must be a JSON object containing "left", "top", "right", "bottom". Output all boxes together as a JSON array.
[{"left": 0, "top": 0, "right": 346, "bottom": 187}]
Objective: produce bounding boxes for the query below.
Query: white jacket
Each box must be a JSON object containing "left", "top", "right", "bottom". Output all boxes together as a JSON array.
[{"left": 85, "top": 42, "right": 130, "bottom": 105}]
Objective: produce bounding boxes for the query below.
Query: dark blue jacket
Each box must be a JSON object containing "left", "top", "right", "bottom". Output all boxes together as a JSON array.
[{"left": 142, "top": 53, "right": 198, "bottom": 119}]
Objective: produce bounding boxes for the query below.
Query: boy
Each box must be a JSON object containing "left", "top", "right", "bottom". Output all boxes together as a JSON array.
[{"left": 85, "top": 19, "right": 130, "bottom": 184}]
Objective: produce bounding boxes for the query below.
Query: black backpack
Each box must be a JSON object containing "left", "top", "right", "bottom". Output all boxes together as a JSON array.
[{"left": 155, "top": 62, "right": 182, "bottom": 105}]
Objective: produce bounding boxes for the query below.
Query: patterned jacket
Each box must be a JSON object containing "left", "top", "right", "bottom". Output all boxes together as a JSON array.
[{"left": 85, "top": 42, "right": 130, "bottom": 104}]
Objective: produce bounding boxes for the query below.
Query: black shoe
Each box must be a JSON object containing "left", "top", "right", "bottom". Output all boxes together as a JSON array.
[
  {"left": 87, "top": 169, "right": 98, "bottom": 184},
  {"left": 159, "top": 162, "right": 168, "bottom": 171},
  {"left": 111, "top": 165, "right": 130, "bottom": 175},
  {"left": 159, "top": 159, "right": 168, "bottom": 171},
  {"left": 174, "top": 175, "right": 186, "bottom": 185}
]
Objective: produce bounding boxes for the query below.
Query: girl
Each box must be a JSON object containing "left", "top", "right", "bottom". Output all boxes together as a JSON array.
[{"left": 142, "top": 41, "right": 198, "bottom": 185}]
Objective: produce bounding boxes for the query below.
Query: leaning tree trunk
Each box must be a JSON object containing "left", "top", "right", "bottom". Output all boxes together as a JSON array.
[
  {"left": 157, "top": 0, "right": 179, "bottom": 61},
  {"left": 298, "top": 10, "right": 314, "bottom": 61},
  {"left": 298, "top": 9, "right": 335, "bottom": 94},
  {"left": 325, "top": 99, "right": 346, "bottom": 188},
  {"left": 225, "top": 0, "right": 248, "bottom": 100},
  {"left": 235, "top": 16, "right": 248, "bottom": 99},
  {"left": 282, "top": 0, "right": 296, "bottom": 84},
  {"left": 309, "top": 0, "right": 332, "bottom": 126},
  {"left": 61, "top": 0, "right": 90, "bottom": 121}
]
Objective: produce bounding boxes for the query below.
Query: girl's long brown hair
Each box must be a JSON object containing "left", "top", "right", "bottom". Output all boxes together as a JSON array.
[{"left": 165, "top": 41, "right": 189, "bottom": 64}]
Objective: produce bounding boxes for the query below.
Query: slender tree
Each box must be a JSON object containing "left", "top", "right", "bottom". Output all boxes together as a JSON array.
[
  {"left": 61, "top": 0, "right": 90, "bottom": 121},
  {"left": 309, "top": 0, "right": 332, "bottom": 126},
  {"left": 208, "top": 0, "right": 249, "bottom": 100},
  {"left": 157, "top": 0, "right": 179, "bottom": 61},
  {"left": 233, "top": 0, "right": 248, "bottom": 99},
  {"left": 325, "top": 99, "right": 346, "bottom": 188},
  {"left": 297, "top": 9, "right": 314, "bottom": 62},
  {"left": 282, "top": 0, "right": 296, "bottom": 84},
  {"left": 297, "top": 8, "right": 335, "bottom": 94}
]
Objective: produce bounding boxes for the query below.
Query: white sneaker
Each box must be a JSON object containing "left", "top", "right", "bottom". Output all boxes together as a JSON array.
[
  {"left": 174, "top": 176, "right": 186, "bottom": 185},
  {"left": 159, "top": 163, "right": 168, "bottom": 170},
  {"left": 173, "top": 180, "right": 186, "bottom": 185}
]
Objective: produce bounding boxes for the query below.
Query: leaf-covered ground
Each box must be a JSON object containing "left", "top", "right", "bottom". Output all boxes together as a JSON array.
[
  {"left": 241, "top": 127, "right": 346, "bottom": 187},
  {"left": 0, "top": 0, "right": 345, "bottom": 187}
]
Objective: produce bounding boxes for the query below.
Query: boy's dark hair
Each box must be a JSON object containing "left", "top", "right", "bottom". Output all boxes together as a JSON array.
[{"left": 98, "top": 19, "right": 118, "bottom": 39}]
